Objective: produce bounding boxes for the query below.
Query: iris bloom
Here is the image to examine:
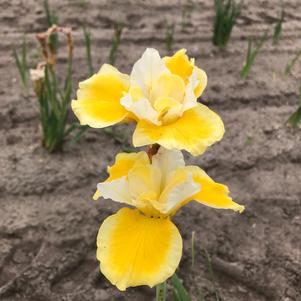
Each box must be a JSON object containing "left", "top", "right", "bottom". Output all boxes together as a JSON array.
[
  {"left": 94, "top": 147, "right": 244, "bottom": 290},
  {"left": 71, "top": 48, "right": 224, "bottom": 156}
]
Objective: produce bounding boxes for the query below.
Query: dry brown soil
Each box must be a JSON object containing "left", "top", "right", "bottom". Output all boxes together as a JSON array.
[{"left": 0, "top": 0, "right": 301, "bottom": 300}]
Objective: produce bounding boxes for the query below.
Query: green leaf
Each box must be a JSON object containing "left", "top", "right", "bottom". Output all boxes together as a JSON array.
[
  {"left": 172, "top": 274, "right": 191, "bottom": 301},
  {"left": 156, "top": 281, "right": 167, "bottom": 301}
]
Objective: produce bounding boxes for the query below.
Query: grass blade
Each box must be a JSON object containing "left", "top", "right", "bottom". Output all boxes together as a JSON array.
[
  {"left": 83, "top": 25, "right": 94, "bottom": 76},
  {"left": 172, "top": 274, "right": 191, "bottom": 301},
  {"left": 287, "top": 86, "right": 301, "bottom": 126},
  {"left": 273, "top": 7, "right": 284, "bottom": 45},
  {"left": 165, "top": 21, "right": 175, "bottom": 54},
  {"left": 156, "top": 281, "right": 167, "bottom": 301},
  {"left": 109, "top": 23, "right": 123, "bottom": 66}
]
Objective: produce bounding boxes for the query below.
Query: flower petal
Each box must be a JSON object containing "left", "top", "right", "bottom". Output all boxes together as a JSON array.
[
  {"left": 163, "top": 49, "right": 194, "bottom": 82},
  {"left": 156, "top": 168, "right": 200, "bottom": 214},
  {"left": 186, "top": 166, "right": 245, "bottom": 212},
  {"left": 190, "top": 67, "right": 207, "bottom": 98},
  {"left": 97, "top": 177, "right": 133, "bottom": 206},
  {"left": 152, "top": 148, "right": 185, "bottom": 187},
  {"left": 93, "top": 151, "right": 149, "bottom": 201},
  {"left": 133, "top": 103, "right": 225, "bottom": 156},
  {"left": 97, "top": 208, "right": 182, "bottom": 290},
  {"left": 71, "top": 64, "right": 129, "bottom": 128},
  {"left": 130, "top": 48, "right": 169, "bottom": 95}
]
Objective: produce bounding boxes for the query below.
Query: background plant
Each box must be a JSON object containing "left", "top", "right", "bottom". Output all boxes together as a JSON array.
[
  {"left": 165, "top": 21, "right": 175, "bottom": 54},
  {"left": 287, "top": 86, "right": 301, "bottom": 127},
  {"left": 213, "top": 0, "right": 241, "bottom": 48},
  {"left": 109, "top": 22, "right": 123, "bottom": 65},
  {"left": 240, "top": 31, "right": 268, "bottom": 79},
  {"left": 13, "top": 35, "right": 29, "bottom": 89},
  {"left": 273, "top": 7, "right": 284, "bottom": 45}
]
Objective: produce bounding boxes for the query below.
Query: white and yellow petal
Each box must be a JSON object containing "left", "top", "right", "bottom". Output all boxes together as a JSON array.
[
  {"left": 130, "top": 48, "right": 169, "bottom": 95},
  {"left": 71, "top": 64, "right": 130, "bottom": 128},
  {"left": 152, "top": 148, "right": 185, "bottom": 188},
  {"left": 133, "top": 103, "right": 225, "bottom": 156},
  {"left": 93, "top": 151, "right": 149, "bottom": 201},
  {"left": 155, "top": 168, "right": 200, "bottom": 214},
  {"left": 97, "top": 208, "right": 182, "bottom": 291},
  {"left": 186, "top": 166, "right": 245, "bottom": 213}
]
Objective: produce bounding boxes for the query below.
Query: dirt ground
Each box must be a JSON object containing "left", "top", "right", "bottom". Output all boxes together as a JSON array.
[{"left": 1, "top": 0, "right": 301, "bottom": 300}]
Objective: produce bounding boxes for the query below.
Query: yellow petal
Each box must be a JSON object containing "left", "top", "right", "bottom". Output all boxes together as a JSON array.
[
  {"left": 71, "top": 64, "right": 129, "bottom": 128},
  {"left": 133, "top": 103, "right": 225, "bottom": 156},
  {"left": 97, "top": 208, "right": 182, "bottom": 290},
  {"left": 94, "top": 152, "right": 149, "bottom": 201},
  {"left": 163, "top": 49, "right": 194, "bottom": 82},
  {"left": 155, "top": 168, "right": 200, "bottom": 214},
  {"left": 107, "top": 151, "right": 149, "bottom": 181},
  {"left": 185, "top": 166, "right": 245, "bottom": 213},
  {"left": 127, "top": 163, "right": 162, "bottom": 209},
  {"left": 192, "top": 67, "right": 207, "bottom": 98}
]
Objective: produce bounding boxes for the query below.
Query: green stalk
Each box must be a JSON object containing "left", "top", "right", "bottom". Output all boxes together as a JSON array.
[
  {"left": 109, "top": 23, "right": 123, "bottom": 66},
  {"left": 83, "top": 25, "right": 94, "bottom": 76},
  {"left": 156, "top": 281, "right": 167, "bottom": 301}
]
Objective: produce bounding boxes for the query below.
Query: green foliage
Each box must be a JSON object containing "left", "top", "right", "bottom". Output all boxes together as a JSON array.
[
  {"left": 284, "top": 50, "right": 301, "bottom": 76},
  {"left": 273, "top": 7, "right": 284, "bottom": 45},
  {"left": 213, "top": 0, "right": 241, "bottom": 48},
  {"left": 104, "top": 127, "right": 135, "bottom": 153},
  {"left": 287, "top": 86, "right": 301, "bottom": 127},
  {"left": 13, "top": 35, "right": 29, "bottom": 89},
  {"left": 43, "top": 0, "right": 59, "bottom": 53},
  {"left": 165, "top": 21, "right": 175, "bottom": 54},
  {"left": 83, "top": 26, "right": 94, "bottom": 76},
  {"left": 109, "top": 23, "right": 123, "bottom": 66},
  {"left": 172, "top": 274, "right": 191, "bottom": 301},
  {"left": 240, "top": 31, "right": 268, "bottom": 79},
  {"left": 156, "top": 281, "right": 167, "bottom": 301}
]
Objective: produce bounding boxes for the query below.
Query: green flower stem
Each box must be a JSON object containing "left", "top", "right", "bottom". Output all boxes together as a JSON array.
[{"left": 156, "top": 281, "right": 167, "bottom": 301}]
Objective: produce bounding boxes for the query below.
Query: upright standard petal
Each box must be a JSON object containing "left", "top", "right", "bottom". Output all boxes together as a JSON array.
[
  {"left": 97, "top": 208, "right": 182, "bottom": 291},
  {"left": 130, "top": 48, "right": 169, "bottom": 95},
  {"left": 71, "top": 64, "right": 129, "bottom": 128},
  {"left": 185, "top": 166, "right": 245, "bottom": 213},
  {"left": 133, "top": 103, "right": 225, "bottom": 156}
]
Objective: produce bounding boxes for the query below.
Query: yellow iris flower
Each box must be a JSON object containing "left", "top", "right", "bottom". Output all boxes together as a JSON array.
[
  {"left": 71, "top": 48, "right": 224, "bottom": 156},
  {"left": 94, "top": 148, "right": 244, "bottom": 290}
]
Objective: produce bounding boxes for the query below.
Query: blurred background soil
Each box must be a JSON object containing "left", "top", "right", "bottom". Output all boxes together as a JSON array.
[{"left": 0, "top": 0, "right": 300, "bottom": 300}]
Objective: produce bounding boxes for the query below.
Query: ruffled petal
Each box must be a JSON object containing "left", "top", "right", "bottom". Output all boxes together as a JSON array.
[
  {"left": 97, "top": 177, "right": 133, "bottom": 206},
  {"left": 130, "top": 48, "right": 169, "bottom": 95},
  {"left": 133, "top": 103, "right": 225, "bottom": 156},
  {"left": 152, "top": 148, "right": 185, "bottom": 188},
  {"left": 97, "top": 208, "right": 182, "bottom": 291},
  {"left": 71, "top": 64, "right": 130, "bottom": 128},
  {"left": 93, "top": 152, "right": 149, "bottom": 201},
  {"left": 163, "top": 49, "right": 194, "bottom": 82},
  {"left": 155, "top": 168, "right": 200, "bottom": 214},
  {"left": 185, "top": 166, "right": 245, "bottom": 213}
]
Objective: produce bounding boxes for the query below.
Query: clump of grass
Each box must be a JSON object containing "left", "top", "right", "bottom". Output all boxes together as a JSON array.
[
  {"left": 284, "top": 50, "right": 301, "bottom": 76},
  {"left": 83, "top": 25, "right": 94, "bottom": 76},
  {"left": 104, "top": 127, "right": 135, "bottom": 153},
  {"left": 13, "top": 35, "right": 29, "bottom": 89},
  {"left": 165, "top": 21, "right": 175, "bottom": 54},
  {"left": 273, "top": 7, "right": 284, "bottom": 45},
  {"left": 213, "top": 0, "right": 241, "bottom": 48},
  {"left": 109, "top": 23, "right": 123, "bottom": 66},
  {"left": 240, "top": 31, "right": 268, "bottom": 79},
  {"left": 287, "top": 86, "right": 301, "bottom": 127},
  {"left": 32, "top": 25, "right": 77, "bottom": 152}
]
